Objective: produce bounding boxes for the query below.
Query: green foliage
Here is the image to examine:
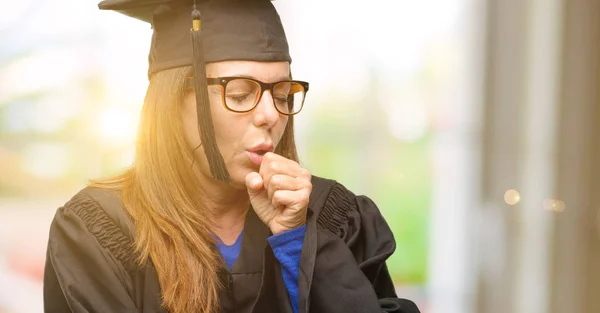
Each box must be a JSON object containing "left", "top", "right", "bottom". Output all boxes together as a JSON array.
[{"left": 303, "top": 96, "right": 431, "bottom": 285}]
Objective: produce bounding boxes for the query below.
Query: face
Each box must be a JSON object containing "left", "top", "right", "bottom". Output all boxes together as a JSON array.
[{"left": 181, "top": 61, "right": 290, "bottom": 189}]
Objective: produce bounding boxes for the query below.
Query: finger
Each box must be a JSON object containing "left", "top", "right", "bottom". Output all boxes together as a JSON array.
[
  {"left": 296, "top": 167, "right": 312, "bottom": 181},
  {"left": 271, "top": 189, "right": 298, "bottom": 210},
  {"left": 259, "top": 152, "right": 308, "bottom": 187},
  {"left": 267, "top": 174, "right": 305, "bottom": 201},
  {"left": 259, "top": 152, "right": 289, "bottom": 188},
  {"left": 272, "top": 189, "right": 311, "bottom": 213},
  {"left": 245, "top": 172, "right": 264, "bottom": 198}
]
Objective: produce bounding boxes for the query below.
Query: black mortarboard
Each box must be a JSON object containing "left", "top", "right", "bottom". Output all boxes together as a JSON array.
[{"left": 98, "top": 0, "right": 292, "bottom": 183}]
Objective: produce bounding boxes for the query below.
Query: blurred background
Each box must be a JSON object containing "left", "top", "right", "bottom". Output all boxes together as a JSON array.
[{"left": 1, "top": 0, "right": 599, "bottom": 312}]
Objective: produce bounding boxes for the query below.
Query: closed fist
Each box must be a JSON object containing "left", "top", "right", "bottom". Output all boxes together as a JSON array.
[{"left": 245, "top": 152, "right": 312, "bottom": 235}]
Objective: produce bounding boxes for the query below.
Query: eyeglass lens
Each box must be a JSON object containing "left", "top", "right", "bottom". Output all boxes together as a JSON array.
[{"left": 223, "top": 78, "right": 305, "bottom": 114}]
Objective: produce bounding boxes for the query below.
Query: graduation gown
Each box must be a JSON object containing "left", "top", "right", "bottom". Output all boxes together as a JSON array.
[{"left": 43, "top": 176, "right": 420, "bottom": 313}]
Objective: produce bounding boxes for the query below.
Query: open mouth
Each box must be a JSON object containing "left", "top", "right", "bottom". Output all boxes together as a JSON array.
[{"left": 247, "top": 150, "right": 267, "bottom": 166}]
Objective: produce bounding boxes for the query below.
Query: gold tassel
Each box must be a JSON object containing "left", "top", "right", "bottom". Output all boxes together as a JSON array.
[{"left": 191, "top": 7, "right": 231, "bottom": 183}]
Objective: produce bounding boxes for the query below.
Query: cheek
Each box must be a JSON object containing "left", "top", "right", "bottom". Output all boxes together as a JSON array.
[
  {"left": 209, "top": 97, "right": 242, "bottom": 149},
  {"left": 275, "top": 116, "right": 289, "bottom": 144}
]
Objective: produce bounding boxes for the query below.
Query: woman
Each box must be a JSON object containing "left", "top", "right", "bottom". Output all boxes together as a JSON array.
[{"left": 42, "top": 0, "right": 421, "bottom": 313}]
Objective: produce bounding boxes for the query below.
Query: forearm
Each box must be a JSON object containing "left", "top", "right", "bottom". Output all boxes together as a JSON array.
[{"left": 267, "top": 224, "right": 306, "bottom": 313}]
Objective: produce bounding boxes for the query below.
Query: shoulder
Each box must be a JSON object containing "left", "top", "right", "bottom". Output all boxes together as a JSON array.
[
  {"left": 45, "top": 188, "right": 141, "bottom": 311},
  {"left": 309, "top": 175, "right": 397, "bottom": 261},
  {"left": 56, "top": 187, "right": 131, "bottom": 238},
  {"left": 58, "top": 187, "right": 119, "bottom": 224},
  {"left": 309, "top": 176, "right": 357, "bottom": 232},
  {"left": 50, "top": 187, "right": 136, "bottom": 270},
  {"left": 309, "top": 176, "right": 392, "bottom": 239}
]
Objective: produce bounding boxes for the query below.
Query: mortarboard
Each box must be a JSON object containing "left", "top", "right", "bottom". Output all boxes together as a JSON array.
[{"left": 97, "top": 0, "right": 292, "bottom": 183}]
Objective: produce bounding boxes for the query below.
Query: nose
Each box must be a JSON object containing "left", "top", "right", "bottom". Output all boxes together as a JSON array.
[{"left": 252, "top": 90, "right": 280, "bottom": 128}]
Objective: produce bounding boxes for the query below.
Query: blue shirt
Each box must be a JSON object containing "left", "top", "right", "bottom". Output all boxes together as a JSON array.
[
  {"left": 215, "top": 225, "right": 306, "bottom": 313},
  {"left": 214, "top": 231, "right": 244, "bottom": 269}
]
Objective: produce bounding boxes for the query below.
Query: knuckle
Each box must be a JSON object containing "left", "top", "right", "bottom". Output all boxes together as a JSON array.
[
  {"left": 264, "top": 152, "right": 273, "bottom": 161},
  {"left": 270, "top": 174, "right": 281, "bottom": 186},
  {"left": 272, "top": 190, "right": 283, "bottom": 203},
  {"left": 305, "top": 181, "right": 313, "bottom": 191},
  {"left": 297, "top": 178, "right": 310, "bottom": 190},
  {"left": 269, "top": 161, "right": 279, "bottom": 172},
  {"left": 265, "top": 152, "right": 278, "bottom": 162},
  {"left": 299, "top": 168, "right": 311, "bottom": 179}
]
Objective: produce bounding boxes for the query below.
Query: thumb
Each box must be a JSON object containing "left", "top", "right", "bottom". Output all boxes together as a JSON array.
[{"left": 245, "top": 172, "right": 264, "bottom": 197}]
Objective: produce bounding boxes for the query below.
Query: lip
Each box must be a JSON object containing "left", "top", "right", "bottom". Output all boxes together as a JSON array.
[
  {"left": 248, "top": 142, "right": 274, "bottom": 153},
  {"left": 247, "top": 143, "right": 274, "bottom": 166}
]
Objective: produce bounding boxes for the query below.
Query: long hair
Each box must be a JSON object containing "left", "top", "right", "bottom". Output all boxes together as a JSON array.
[{"left": 91, "top": 65, "right": 299, "bottom": 313}]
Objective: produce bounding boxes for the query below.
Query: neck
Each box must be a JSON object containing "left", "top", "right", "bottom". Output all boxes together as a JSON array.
[{"left": 197, "top": 170, "right": 250, "bottom": 240}]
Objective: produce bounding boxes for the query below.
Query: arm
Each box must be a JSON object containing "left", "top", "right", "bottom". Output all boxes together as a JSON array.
[
  {"left": 43, "top": 193, "right": 138, "bottom": 313},
  {"left": 350, "top": 195, "right": 420, "bottom": 312},
  {"left": 310, "top": 183, "right": 420, "bottom": 313},
  {"left": 267, "top": 225, "right": 306, "bottom": 313}
]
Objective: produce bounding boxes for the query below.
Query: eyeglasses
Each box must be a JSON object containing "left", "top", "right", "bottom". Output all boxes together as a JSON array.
[{"left": 187, "top": 76, "right": 309, "bottom": 115}]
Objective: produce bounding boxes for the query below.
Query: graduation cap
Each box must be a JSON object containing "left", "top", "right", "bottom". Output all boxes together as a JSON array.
[{"left": 98, "top": 0, "right": 292, "bottom": 183}]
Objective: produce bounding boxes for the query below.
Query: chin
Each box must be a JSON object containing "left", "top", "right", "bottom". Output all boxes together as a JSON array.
[
  {"left": 226, "top": 176, "right": 247, "bottom": 190},
  {"left": 225, "top": 163, "right": 256, "bottom": 190}
]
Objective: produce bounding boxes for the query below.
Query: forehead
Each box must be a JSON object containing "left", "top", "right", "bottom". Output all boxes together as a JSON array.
[{"left": 206, "top": 61, "right": 291, "bottom": 82}]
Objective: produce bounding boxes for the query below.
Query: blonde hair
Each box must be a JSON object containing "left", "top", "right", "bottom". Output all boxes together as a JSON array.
[{"left": 91, "top": 65, "right": 298, "bottom": 313}]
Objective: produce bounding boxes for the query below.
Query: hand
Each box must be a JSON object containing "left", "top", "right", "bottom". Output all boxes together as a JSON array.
[{"left": 245, "top": 152, "right": 312, "bottom": 235}]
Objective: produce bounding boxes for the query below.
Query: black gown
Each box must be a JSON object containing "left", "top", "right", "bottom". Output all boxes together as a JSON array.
[{"left": 43, "top": 175, "right": 421, "bottom": 313}]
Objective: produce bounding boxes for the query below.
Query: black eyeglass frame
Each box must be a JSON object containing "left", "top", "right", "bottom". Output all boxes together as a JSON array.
[{"left": 186, "top": 76, "right": 309, "bottom": 115}]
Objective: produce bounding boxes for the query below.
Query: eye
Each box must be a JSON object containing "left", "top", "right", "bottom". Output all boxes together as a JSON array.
[
  {"left": 273, "top": 92, "right": 289, "bottom": 103},
  {"left": 274, "top": 96, "right": 289, "bottom": 104},
  {"left": 226, "top": 93, "right": 251, "bottom": 103}
]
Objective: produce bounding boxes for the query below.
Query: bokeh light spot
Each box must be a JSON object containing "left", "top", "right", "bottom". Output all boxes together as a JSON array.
[
  {"left": 504, "top": 189, "right": 521, "bottom": 205},
  {"left": 543, "top": 199, "right": 566, "bottom": 213}
]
